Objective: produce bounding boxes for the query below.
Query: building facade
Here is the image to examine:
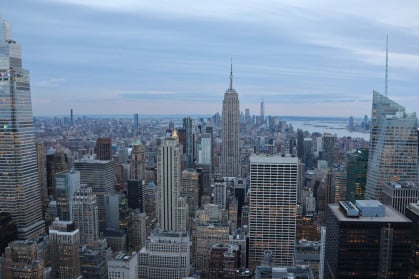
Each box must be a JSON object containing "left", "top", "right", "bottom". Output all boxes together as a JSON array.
[
  {"left": 0, "top": 15, "right": 45, "bottom": 240},
  {"left": 221, "top": 65, "right": 241, "bottom": 177},
  {"left": 249, "top": 155, "right": 299, "bottom": 269},
  {"left": 72, "top": 186, "right": 99, "bottom": 246},
  {"left": 74, "top": 159, "right": 115, "bottom": 231},
  {"left": 366, "top": 91, "right": 418, "bottom": 200},
  {"left": 156, "top": 133, "right": 187, "bottom": 232},
  {"left": 56, "top": 169, "right": 80, "bottom": 221},
  {"left": 325, "top": 200, "right": 412, "bottom": 279},
  {"left": 49, "top": 220, "right": 81, "bottom": 279},
  {"left": 96, "top": 137, "right": 112, "bottom": 160}
]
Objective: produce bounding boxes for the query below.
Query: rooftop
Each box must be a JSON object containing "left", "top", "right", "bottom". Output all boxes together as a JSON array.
[
  {"left": 330, "top": 202, "right": 411, "bottom": 223},
  {"left": 250, "top": 154, "right": 298, "bottom": 164}
]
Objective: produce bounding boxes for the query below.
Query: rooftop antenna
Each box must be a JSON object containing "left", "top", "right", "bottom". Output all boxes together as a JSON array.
[
  {"left": 384, "top": 34, "right": 388, "bottom": 97},
  {"left": 229, "top": 57, "right": 233, "bottom": 90}
]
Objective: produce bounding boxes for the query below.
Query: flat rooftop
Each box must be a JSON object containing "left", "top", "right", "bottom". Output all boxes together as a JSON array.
[
  {"left": 329, "top": 203, "right": 411, "bottom": 223},
  {"left": 250, "top": 154, "right": 298, "bottom": 164}
]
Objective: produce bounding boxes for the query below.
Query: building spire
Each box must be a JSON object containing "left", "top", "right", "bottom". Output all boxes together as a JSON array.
[
  {"left": 384, "top": 34, "right": 388, "bottom": 97},
  {"left": 229, "top": 58, "right": 233, "bottom": 90}
]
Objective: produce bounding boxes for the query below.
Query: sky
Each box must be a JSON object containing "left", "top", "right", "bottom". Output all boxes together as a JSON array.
[{"left": 2, "top": 0, "right": 419, "bottom": 117}]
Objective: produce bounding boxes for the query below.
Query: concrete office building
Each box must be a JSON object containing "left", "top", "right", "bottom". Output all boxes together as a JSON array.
[{"left": 249, "top": 155, "right": 299, "bottom": 269}]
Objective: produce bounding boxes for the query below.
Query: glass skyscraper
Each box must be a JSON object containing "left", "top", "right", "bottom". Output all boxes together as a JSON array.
[
  {"left": 365, "top": 91, "right": 418, "bottom": 200},
  {"left": 0, "top": 16, "right": 44, "bottom": 239}
]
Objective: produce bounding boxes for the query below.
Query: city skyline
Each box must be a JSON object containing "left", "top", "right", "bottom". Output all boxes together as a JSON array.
[{"left": 3, "top": 1, "right": 419, "bottom": 117}]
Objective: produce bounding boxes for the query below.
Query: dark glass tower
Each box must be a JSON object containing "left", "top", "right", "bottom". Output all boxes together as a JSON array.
[{"left": 0, "top": 16, "right": 45, "bottom": 239}]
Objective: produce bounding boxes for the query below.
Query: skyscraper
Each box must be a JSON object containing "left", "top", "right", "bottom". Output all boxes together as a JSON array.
[
  {"left": 133, "top": 113, "right": 139, "bottom": 136},
  {"left": 249, "top": 155, "right": 298, "bottom": 269},
  {"left": 365, "top": 91, "right": 418, "bottom": 200},
  {"left": 96, "top": 137, "right": 112, "bottom": 160},
  {"left": 260, "top": 99, "right": 265, "bottom": 125},
  {"left": 49, "top": 220, "right": 81, "bottom": 279},
  {"left": 322, "top": 133, "right": 336, "bottom": 167},
  {"left": 221, "top": 64, "right": 240, "bottom": 177},
  {"left": 55, "top": 169, "right": 81, "bottom": 221},
  {"left": 325, "top": 200, "right": 411, "bottom": 278},
  {"left": 156, "top": 131, "right": 187, "bottom": 233},
  {"left": 74, "top": 159, "right": 115, "bottom": 231},
  {"left": 346, "top": 148, "right": 368, "bottom": 202},
  {"left": 139, "top": 132, "right": 191, "bottom": 278},
  {"left": 130, "top": 139, "right": 146, "bottom": 181},
  {"left": 46, "top": 148, "right": 68, "bottom": 198},
  {"left": 0, "top": 15, "right": 44, "bottom": 240},
  {"left": 72, "top": 187, "right": 99, "bottom": 247},
  {"left": 183, "top": 116, "right": 194, "bottom": 169}
]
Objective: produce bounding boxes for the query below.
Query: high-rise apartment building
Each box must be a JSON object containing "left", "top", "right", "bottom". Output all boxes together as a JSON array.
[
  {"left": 49, "top": 220, "right": 81, "bottom": 279},
  {"left": 96, "top": 137, "right": 112, "bottom": 160},
  {"left": 72, "top": 187, "right": 99, "bottom": 246},
  {"left": 249, "top": 155, "right": 299, "bottom": 269},
  {"left": 74, "top": 159, "right": 115, "bottom": 231},
  {"left": 365, "top": 91, "right": 418, "bottom": 200},
  {"left": 325, "top": 200, "right": 411, "bottom": 278},
  {"left": 0, "top": 15, "right": 45, "bottom": 240},
  {"left": 221, "top": 65, "right": 241, "bottom": 177}
]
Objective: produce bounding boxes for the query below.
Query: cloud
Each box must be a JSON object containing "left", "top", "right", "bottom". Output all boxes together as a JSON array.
[{"left": 34, "top": 77, "right": 65, "bottom": 87}]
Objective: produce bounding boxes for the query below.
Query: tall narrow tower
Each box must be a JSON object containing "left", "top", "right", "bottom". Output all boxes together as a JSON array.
[
  {"left": 221, "top": 64, "right": 240, "bottom": 177},
  {"left": 156, "top": 131, "right": 187, "bottom": 232},
  {"left": 0, "top": 15, "right": 45, "bottom": 239},
  {"left": 183, "top": 116, "right": 194, "bottom": 169}
]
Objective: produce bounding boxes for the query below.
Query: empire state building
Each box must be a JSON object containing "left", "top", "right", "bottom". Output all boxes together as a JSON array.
[
  {"left": 221, "top": 65, "right": 241, "bottom": 177},
  {"left": 0, "top": 16, "right": 45, "bottom": 239}
]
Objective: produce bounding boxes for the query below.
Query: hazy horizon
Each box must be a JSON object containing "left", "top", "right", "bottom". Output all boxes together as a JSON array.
[{"left": 4, "top": 1, "right": 419, "bottom": 117}]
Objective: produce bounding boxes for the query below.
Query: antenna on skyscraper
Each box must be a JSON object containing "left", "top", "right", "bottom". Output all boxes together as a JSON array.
[
  {"left": 229, "top": 57, "right": 233, "bottom": 90},
  {"left": 385, "top": 34, "right": 389, "bottom": 97}
]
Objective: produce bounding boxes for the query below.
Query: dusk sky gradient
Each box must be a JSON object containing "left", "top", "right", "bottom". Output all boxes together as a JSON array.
[{"left": 3, "top": 0, "right": 419, "bottom": 117}]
